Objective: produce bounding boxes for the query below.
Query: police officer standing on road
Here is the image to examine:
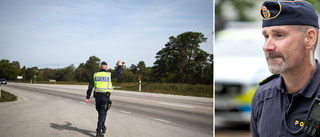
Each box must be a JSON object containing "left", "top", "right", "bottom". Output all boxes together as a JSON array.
[
  {"left": 86, "top": 60, "right": 122, "bottom": 137},
  {"left": 250, "top": 0, "right": 320, "bottom": 137}
]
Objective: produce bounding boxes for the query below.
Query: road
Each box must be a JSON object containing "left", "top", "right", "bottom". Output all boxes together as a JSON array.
[{"left": 0, "top": 83, "right": 213, "bottom": 137}]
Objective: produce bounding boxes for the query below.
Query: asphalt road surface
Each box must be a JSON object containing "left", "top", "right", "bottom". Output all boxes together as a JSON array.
[{"left": 0, "top": 83, "right": 213, "bottom": 137}]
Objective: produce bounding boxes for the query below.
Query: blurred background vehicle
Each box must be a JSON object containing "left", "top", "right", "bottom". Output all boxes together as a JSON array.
[
  {"left": 0, "top": 78, "right": 7, "bottom": 84},
  {"left": 215, "top": 22, "right": 271, "bottom": 125}
]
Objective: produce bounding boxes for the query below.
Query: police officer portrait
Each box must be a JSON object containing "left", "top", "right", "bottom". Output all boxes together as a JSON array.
[
  {"left": 250, "top": 0, "right": 320, "bottom": 137},
  {"left": 86, "top": 60, "right": 122, "bottom": 137}
]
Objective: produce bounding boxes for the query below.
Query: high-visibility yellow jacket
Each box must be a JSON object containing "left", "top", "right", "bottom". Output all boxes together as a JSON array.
[{"left": 93, "top": 72, "right": 113, "bottom": 93}]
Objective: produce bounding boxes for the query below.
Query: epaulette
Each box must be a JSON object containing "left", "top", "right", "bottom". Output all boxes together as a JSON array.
[{"left": 259, "top": 74, "right": 280, "bottom": 85}]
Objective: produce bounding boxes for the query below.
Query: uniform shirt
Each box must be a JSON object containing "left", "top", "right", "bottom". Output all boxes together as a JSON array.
[
  {"left": 250, "top": 60, "right": 320, "bottom": 137},
  {"left": 86, "top": 66, "right": 121, "bottom": 99}
]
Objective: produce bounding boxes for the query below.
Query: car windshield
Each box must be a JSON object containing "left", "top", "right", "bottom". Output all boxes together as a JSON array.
[
  {"left": 215, "top": 39, "right": 265, "bottom": 57},
  {"left": 0, "top": 79, "right": 6, "bottom": 81}
]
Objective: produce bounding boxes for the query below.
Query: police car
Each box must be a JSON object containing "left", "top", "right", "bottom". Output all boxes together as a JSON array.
[{"left": 215, "top": 23, "right": 272, "bottom": 124}]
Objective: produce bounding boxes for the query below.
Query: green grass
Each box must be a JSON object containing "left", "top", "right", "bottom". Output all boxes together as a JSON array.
[
  {"left": 114, "top": 82, "right": 213, "bottom": 98},
  {"left": 25, "top": 81, "right": 89, "bottom": 85},
  {"left": 0, "top": 90, "right": 17, "bottom": 102},
  {"left": 23, "top": 81, "right": 213, "bottom": 97}
]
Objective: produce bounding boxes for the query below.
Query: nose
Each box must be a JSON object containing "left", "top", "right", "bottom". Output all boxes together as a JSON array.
[{"left": 263, "top": 38, "right": 275, "bottom": 52}]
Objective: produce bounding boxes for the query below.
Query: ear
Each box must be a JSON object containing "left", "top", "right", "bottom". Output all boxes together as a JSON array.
[{"left": 305, "top": 29, "right": 317, "bottom": 50}]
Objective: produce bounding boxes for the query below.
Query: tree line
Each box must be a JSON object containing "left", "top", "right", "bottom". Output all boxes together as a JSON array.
[{"left": 0, "top": 32, "right": 213, "bottom": 85}]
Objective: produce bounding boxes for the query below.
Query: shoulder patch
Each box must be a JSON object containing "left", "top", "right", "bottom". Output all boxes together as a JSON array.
[{"left": 259, "top": 74, "right": 280, "bottom": 85}]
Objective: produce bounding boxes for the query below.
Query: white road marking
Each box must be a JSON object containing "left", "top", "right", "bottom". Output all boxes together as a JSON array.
[
  {"left": 154, "top": 118, "right": 171, "bottom": 123},
  {"left": 80, "top": 102, "right": 86, "bottom": 104},
  {"left": 159, "top": 102, "right": 194, "bottom": 109},
  {"left": 66, "top": 99, "right": 72, "bottom": 101},
  {"left": 59, "top": 89, "right": 66, "bottom": 91},
  {"left": 120, "top": 110, "right": 131, "bottom": 114}
]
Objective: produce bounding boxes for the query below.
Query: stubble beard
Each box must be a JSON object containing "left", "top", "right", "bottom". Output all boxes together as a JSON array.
[
  {"left": 266, "top": 52, "right": 286, "bottom": 74},
  {"left": 266, "top": 49, "right": 305, "bottom": 75},
  {"left": 268, "top": 60, "right": 286, "bottom": 74}
]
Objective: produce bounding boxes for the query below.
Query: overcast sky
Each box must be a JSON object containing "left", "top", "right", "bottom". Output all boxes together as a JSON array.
[{"left": 0, "top": 0, "right": 213, "bottom": 69}]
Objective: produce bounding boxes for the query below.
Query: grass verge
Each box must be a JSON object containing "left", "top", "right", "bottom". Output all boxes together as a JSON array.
[
  {"left": 0, "top": 90, "right": 17, "bottom": 102},
  {"left": 114, "top": 82, "right": 213, "bottom": 98},
  {"left": 22, "top": 81, "right": 213, "bottom": 97},
  {"left": 28, "top": 81, "right": 89, "bottom": 85}
]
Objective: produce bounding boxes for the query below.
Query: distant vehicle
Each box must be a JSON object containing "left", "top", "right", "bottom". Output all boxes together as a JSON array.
[
  {"left": 0, "top": 78, "right": 7, "bottom": 84},
  {"left": 215, "top": 23, "right": 271, "bottom": 124}
]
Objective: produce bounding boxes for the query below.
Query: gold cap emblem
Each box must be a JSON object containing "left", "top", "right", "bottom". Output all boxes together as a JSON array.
[{"left": 261, "top": 6, "right": 271, "bottom": 19}]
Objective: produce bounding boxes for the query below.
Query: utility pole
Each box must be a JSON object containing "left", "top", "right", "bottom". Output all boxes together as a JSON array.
[
  {"left": 201, "top": 63, "right": 204, "bottom": 84},
  {"left": 139, "top": 73, "right": 141, "bottom": 92},
  {"left": 139, "top": 80, "right": 141, "bottom": 92}
]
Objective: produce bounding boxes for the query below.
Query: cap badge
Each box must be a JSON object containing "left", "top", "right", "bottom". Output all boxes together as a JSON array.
[
  {"left": 260, "top": 1, "right": 282, "bottom": 20},
  {"left": 261, "top": 6, "right": 271, "bottom": 19}
]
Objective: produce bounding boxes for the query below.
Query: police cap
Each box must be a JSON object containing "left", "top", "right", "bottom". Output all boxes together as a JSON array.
[
  {"left": 260, "top": 0, "right": 319, "bottom": 29},
  {"left": 101, "top": 61, "right": 108, "bottom": 66}
]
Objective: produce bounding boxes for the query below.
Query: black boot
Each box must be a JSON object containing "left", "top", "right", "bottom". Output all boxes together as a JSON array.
[
  {"left": 102, "top": 127, "right": 107, "bottom": 134},
  {"left": 96, "top": 133, "right": 104, "bottom": 137}
]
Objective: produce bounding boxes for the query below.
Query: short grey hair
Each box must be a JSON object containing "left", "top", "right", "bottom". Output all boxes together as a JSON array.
[{"left": 292, "top": 25, "right": 319, "bottom": 51}]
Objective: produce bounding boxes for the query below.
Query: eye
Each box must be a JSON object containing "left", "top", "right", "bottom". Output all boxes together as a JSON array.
[
  {"left": 263, "top": 34, "right": 269, "bottom": 40},
  {"left": 276, "top": 33, "right": 284, "bottom": 38}
]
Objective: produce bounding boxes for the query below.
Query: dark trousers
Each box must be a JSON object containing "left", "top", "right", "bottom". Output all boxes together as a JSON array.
[{"left": 95, "top": 94, "right": 110, "bottom": 133}]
